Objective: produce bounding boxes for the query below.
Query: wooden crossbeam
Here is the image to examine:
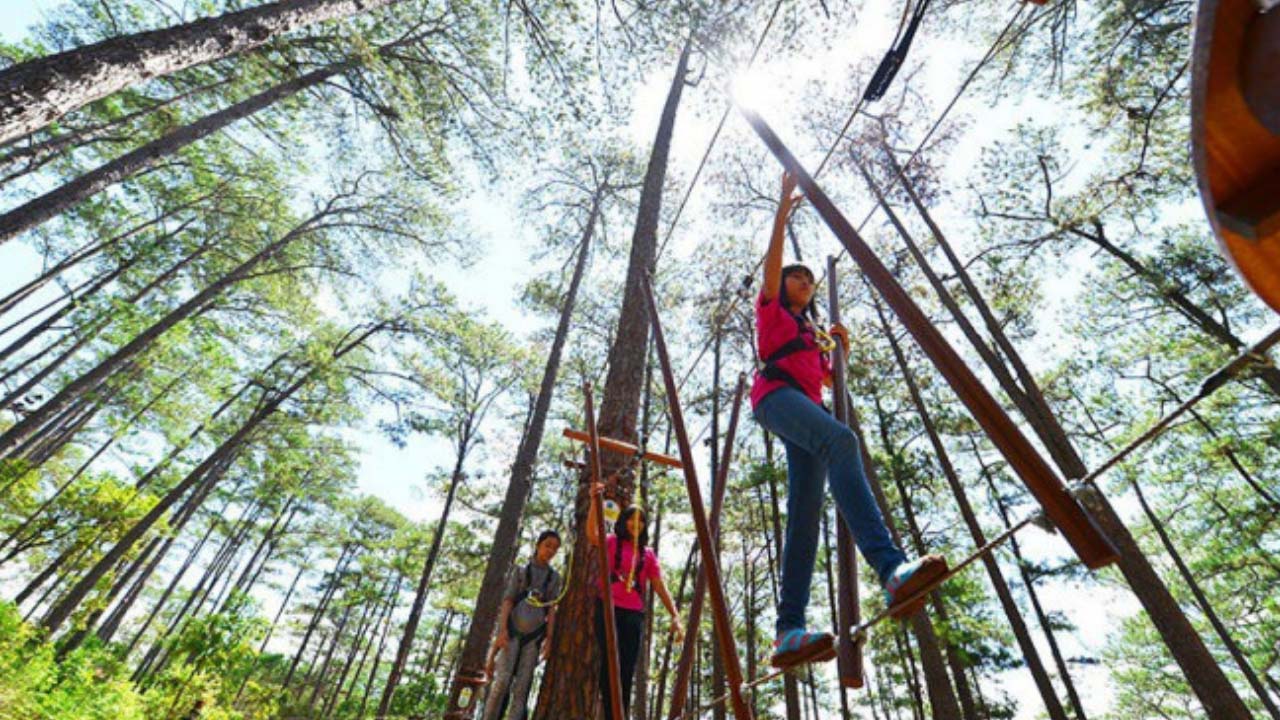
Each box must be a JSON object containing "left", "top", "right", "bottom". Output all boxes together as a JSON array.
[{"left": 561, "top": 428, "right": 683, "bottom": 469}]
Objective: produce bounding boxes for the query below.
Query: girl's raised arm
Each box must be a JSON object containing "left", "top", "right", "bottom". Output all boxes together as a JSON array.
[{"left": 762, "top": 171, "right": 802, "bottom": 302}]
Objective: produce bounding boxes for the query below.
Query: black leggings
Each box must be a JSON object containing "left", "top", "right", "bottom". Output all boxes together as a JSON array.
[{"left": 595, "top": 600, "right": 645, "bottom": 719}]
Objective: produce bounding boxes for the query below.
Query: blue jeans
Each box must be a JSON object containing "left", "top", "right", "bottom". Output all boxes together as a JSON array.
[{"left": 754, "top": 387, "right": 906, "bottom": 634}]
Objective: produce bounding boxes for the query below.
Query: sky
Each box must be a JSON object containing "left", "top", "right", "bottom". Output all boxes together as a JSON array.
[{"left": 0, "top": 1, "right": 1198, "bottom": 717}]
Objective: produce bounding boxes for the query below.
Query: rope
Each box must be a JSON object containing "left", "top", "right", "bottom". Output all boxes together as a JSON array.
[
  {"left": 671, "top": 665, "right": 791, "bottom": 720},
  {"left": 1076, "top": 325, "right": 1280, "bottom": 489}
]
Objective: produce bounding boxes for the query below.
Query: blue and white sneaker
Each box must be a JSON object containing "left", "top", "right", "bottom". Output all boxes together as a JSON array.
[
  {"left": 770, "top": 628, "right": 836, "bottom": 669},
  {"left": 883, "top": 554, "right": 948, "bottom": 619}
]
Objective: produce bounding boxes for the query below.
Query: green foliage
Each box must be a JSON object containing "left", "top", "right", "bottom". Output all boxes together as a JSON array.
[{"left": 0, "top": 601, "right": 145, "bottom": 720}]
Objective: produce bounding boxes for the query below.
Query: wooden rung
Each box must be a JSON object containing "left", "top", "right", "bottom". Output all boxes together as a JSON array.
[{"left": 561, "top": 428, "right": 684, "bottom": 469}]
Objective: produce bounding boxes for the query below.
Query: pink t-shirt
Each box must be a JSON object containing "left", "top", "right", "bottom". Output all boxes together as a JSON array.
[
  {"left": 600, "top": 535, "right": 661, "bottom": 612},
  {"left": 750, "top": 291, "right": 830, "bottom": 409}
]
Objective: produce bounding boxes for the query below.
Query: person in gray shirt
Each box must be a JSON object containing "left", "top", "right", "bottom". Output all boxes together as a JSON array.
[{"left": 483, "top": 530, "right": 563, "bottom": 720}]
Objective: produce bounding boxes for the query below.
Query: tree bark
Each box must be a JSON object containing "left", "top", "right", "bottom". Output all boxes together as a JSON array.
[
  {"left": 40, "top": 359, "right": 316, "bottom": 634},
  {"left": 134, "top": 496, "right": 262, "bottom": 682},
  {"left": 359, "top": 574, "right": 401, "bottom": 716},
  {"left": 1129, "top": 474, "right": 1280, "bottom": 718},
  {"left": 445, "top": 184, "right": 598, "bottom": 718},
  {"left": 0, "top": 0, "right": 398, "bottom": 145},
  {"left": 0, "top": 211, "right": 321, "bottom": 460},
  {"left": 286, "top": 543, "right": 354, "bottom": 687},
  {"left": 235, "top": 553, "right": 312, "bottom": 702},
  {"left": 0, "top": 65, "right": 346, "bottom": 244},
  {"left": 0, "top": 190, "right": 207, "bottom": 318},
  {"left": 378, "top": 459, "right": 467, "bottom": 716},
  {"left": 534, "top": 39, "right": 691, "bottom": 720},
  {"left": 849, "top": 402, "right": 962, "bottom": 720},
  {"left": 94, "top": 462, "right": 230, "bottom": 648}
]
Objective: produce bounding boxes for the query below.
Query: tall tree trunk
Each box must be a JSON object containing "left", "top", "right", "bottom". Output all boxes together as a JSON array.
[
  {"left": 974, "top": 446, "right": 1089, "bottom": 720},
  {"left": 0, "top": 190, "right": 208, "bottom": 318},
  {"left": 95, "top": 462, "right": 230, "bottom": 648},
  {"left": 235, "top": 554, "right": 312, "bottom": 702},
  {"left": 534, "top": 39, "right": 691, "bottom": 720},
  {"left": 222, "top": 498, "right": 296, "bottom": 608},
  {"left": 0, "top": 77, "right": 234, "bottom": 188},
  {"left": 895, "top": 628, "right": 925, "bottom": 720},
  {"left": 761, "top": 433, "right": 803, "bottom": 720},
  {"left": 359, "top": 574, "right": 401, "bottom": 716},
  {"left": 322, "top": 594, "right": 377, "bottom": 719},
  {"left": 0, "top": 267, "right": 120, "bottom": 366},
  {"left": 0, "top": 65, "right": 346, "bottom": 244},
  {"left": 869, "top": 395, "right": 979, "bottom": 720},
  {"left": 888, "top": 150, "right": 1256, "bottom": 719},
  {"left": 135, "top": 497, "right": 262, "bottom": 682},
  {"left": 286, "top": 543, "right": 354, "bottom": 687},
  {"left": 40, "top": 361, "right": 315, "bottom": 634},
  {"left": 378, "top": 458, "right": 467, "bottom": 716},
  {"left": 307, "top": 599, "right": 355, "bottom": 711},
  {"left": 445, "top": 185, "right": 598, "bottom": 717},
  {"left": 876, "top": 300, "right": 1072, "bottom": 720},
  {"left": 1129, "top": 473, "right": 1280, "bottom": 718},
  {"left": 821, "top": 513, "right": 853, "bottom": 720},
  {"left": 122, "top": 478, "right": 227, "bottom": 657},
  {"left": 0, "top": 212, "right": 320, "bottom": 460},
  {"left": 0, "top": 225, "right": 203, "bottom": 400},
  {"left": 0, "top": 0, "right": 398, "bottom": 146},
  {"left": 0, "top": 369, "right": 187, "bottom": 560},
  {"left": 334, "top": 575, "right": 399, "bottom": 715}
]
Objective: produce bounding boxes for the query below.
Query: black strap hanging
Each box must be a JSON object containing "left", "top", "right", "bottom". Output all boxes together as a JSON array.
[{"left": 863, "top": 0, "right": 933, "bottom": 103}]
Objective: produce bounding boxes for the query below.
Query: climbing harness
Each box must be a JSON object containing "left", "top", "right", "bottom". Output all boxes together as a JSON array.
[{"left": 759, "top": 310, "right": 832, "bottom": 397}]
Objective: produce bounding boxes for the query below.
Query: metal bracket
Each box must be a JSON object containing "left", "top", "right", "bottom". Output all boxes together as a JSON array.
[{"left": 1028, "top": 509, "right": 1056, "bottom": 535}]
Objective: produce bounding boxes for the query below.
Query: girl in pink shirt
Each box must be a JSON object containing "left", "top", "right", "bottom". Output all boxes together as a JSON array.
[
  {"left": 586, "top": 483, "right": 682, "bottom": 720},
  {"left": 753, "top": 171, "right": 946, "bottom": 670}
]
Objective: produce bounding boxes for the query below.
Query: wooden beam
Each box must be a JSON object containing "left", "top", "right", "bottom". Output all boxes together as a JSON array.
[{"left": 561, "top": 428, "right": 683, "bottom": 469}]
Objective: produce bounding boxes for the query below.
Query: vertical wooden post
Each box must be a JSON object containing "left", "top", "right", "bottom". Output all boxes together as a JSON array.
[
  {"left": 641, "top": 277, "right": 754, "bottom": 720},
  {"left": 826, "top": 255, "right": 865, "bottom": 689},
  {"left": 585, "top": 383, "right": 625, "bottom": 720},
  {"left": 666, "top": 375, "right": 746, "bottom": 719}
]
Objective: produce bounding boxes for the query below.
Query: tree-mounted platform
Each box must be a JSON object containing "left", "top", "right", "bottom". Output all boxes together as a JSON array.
[{"left": 1192, "top": 0, "right": 1280, "bottom": 313}]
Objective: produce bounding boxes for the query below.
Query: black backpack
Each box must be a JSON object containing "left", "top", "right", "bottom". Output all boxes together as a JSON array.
[{"left": 508, "top": 564, "right": 555, "bottom": 641}]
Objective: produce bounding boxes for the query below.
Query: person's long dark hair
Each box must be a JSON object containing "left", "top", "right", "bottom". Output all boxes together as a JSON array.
[
  {"left": 779, "top": 263, "right": 821, "bottom": 325},
  {"left": 612, "top": 505, "right": 648, "bottom": 585}
]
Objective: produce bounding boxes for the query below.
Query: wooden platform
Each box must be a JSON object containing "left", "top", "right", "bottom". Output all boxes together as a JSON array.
[{"left": 1191, "top": 0, "right": 1280, "bottom": 313}]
